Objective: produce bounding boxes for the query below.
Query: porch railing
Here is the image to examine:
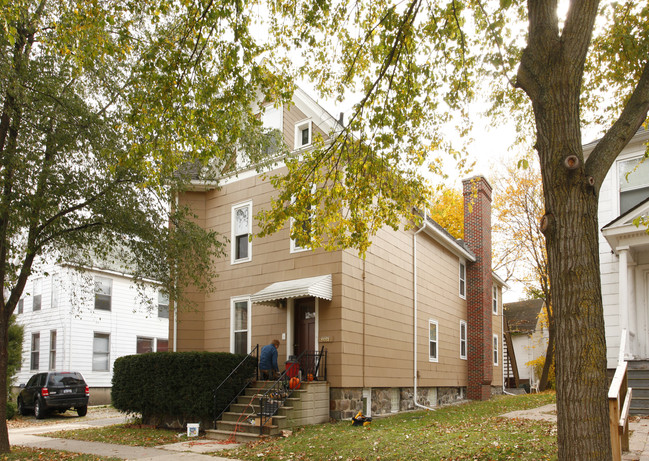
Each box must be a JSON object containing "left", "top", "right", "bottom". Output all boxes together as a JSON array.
[
  {"left": 608, "top": 329, "right": 631, "bottom": 460},
  {"left": 257, "top": 347, "right": 327, "bottom": 434},
  {"left": 212, "top": 344, "right": 259, "bottom": 429}
]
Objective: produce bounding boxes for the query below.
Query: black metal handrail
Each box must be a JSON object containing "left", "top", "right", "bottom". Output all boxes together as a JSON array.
[
  {"left": 257, "top": 347, "right": 327, "bottom": 434},
  {"left": 212, "top": 344, "right": 259, "bottom": 429}
]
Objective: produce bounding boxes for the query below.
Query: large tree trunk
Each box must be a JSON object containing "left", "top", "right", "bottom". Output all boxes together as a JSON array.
[{"left": 537, "top": 119, "right": 610, "bottom": 459}]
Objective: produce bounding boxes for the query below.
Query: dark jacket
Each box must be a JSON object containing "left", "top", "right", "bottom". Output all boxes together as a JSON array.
[{"left": 259, "top": 344, "right": 278, "bottom": 372}]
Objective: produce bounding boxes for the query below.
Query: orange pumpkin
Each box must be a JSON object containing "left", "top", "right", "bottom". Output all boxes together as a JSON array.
[
  {"left": 289, "top": 377, "right": 301, "bottom": 389},
  {"left": 306, "top": 373, "right": 314, "bottom": 382}
]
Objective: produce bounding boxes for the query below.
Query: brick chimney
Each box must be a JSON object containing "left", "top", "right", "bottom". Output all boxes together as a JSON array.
[{"left": 462, "top": 176, "right": 493, "bottom": 401}]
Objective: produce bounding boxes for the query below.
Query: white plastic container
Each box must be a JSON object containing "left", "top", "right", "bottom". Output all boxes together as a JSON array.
[{"left": 187, "top": 423, "right": 200, "bottom": 437}]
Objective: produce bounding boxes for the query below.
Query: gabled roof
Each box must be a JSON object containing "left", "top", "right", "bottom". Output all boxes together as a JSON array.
[{"left": 504, "top": 299, "right": 545, "bottom": 335}]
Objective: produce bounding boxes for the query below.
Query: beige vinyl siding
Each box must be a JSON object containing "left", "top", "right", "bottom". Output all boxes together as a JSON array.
[
  {"left": 178, "top": 169, "right": 344, "bottom": 361},
  {"left": 282, "top": 104, "right": 329, "bottom": 148},
  {"left": 175, "top": 191, "right": 207, "bottom": 351}
]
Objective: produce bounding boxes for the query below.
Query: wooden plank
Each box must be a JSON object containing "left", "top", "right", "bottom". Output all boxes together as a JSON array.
[{"left": 609, "top": 397, "right": 621, "bottom": 461}]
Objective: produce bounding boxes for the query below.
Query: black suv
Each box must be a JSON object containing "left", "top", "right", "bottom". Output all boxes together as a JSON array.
[{"left": 17, "top": 371, "right": 89, "bottom": 419}]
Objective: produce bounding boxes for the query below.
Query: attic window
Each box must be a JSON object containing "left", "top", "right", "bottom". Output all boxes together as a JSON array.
[{"left": 295, "top": 120, "right": 312, "bottom": 149}]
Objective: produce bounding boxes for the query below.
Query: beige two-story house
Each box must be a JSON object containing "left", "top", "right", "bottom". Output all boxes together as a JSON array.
[{"left": 171, "top": 88, "right": 506, "bottom": 420}]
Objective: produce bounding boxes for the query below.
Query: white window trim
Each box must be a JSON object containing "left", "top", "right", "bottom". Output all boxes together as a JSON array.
[
  {"left": 460, "top": 320, "right": 467, "bottom": 360},
  {"left": 230, "top": 296, "right": 252, "bottom": 354},
  {"left": 493, "top": 334, "right": 499, "bottom": 366},
  {"left": 617, "top": 155, "right": 649, "bottom": 215},
  {"left": 94, "top": 276, "right": 113, "bottom": 311},
  {"left": 492, "top": 285, "right": 498, "bottom": 314},
  {"left": 49, "top": 330, "right": 57, "bottom": 370},
  {"left": 231, "top": 201, "right": 253, "bottom": 264},
  {"left": 93, "top": 332, "right": 111, "bottom": 372},
  {"left": 294, "top": 119, "right": 313, "bottom": 150},
  {"left": 30, "top": 332, "right": 40, "bottom": 371},
  {"left": 459, "top": 261, "right": 466, "bottom": 299},
  {"left": 429, "top": 319, "right": 439, "bottom": 363},
  {"left": 33, "top": 278, "right": 42, "bottom": 311}
]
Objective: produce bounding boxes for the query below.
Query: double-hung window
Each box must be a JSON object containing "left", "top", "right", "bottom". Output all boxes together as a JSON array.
[
  {"left": 232, "top": 202, "right": 252, "bottom": 263},
  {"left": 49, "top": 330, "right": 57, "bottom": 370},
  {"left": 17, "top": 299, "right": 23, "bottom": 315},
  {"left": 493, "top": 334, "right": 499, "bottom": 366},
  {"left": 30, "top": 333, "right": 40, "bottom": 370},
  {"left": 492, "top": 286, "right": 498, "bottom": 314},
  {"left": 93, "top": 333, "right": 110, "bottom": 371},
  {"left": 33, "top": 278, "right": 42, "bottom": 311},
  {"left": 460, "top": 320, "right": 467, "bottom": 360},
  {"left": 618, "top": 156, "right": 649, "bottom": 214},
  {"left": 429, "top": 320, "right": 439, "bottom": 362},
  {"left": 94, "top": 276, "right": 112, "bottom": 311},
  {"left": 459, "top": 262, "right": 466, "bottom": 299},
  {"left": 231, "top": 298, "right": 250, "bottom": 355},
  {"left": 158, "top": 291, "right": 169, "bottom": 319}
]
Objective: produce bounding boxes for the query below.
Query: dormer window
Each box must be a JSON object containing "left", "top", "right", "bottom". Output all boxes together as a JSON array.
[
  {"left": 619, "top": 157, "right": 649, "bottom": 214},
  {"left": 295, "top": 120, "right": 312, "bottom": 149}
]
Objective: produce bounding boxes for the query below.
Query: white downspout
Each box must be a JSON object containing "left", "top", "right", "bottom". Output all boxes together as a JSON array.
[
  {"left": 173, "top": 193, "right": 179, "bottom": 353},
  {"left": 413, "top": 211, "right": 436, "bottom": 411}
]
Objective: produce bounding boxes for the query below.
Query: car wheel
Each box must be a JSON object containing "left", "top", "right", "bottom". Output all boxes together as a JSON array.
[
  {"left": 76, "top": 406, "right": 87, "bottom": 417},
  {"left": 34, "top": 399, "right": 46, "bottom": 419},
  {"left": 17, "top": 398, "right": 28, "bottom": 416}
]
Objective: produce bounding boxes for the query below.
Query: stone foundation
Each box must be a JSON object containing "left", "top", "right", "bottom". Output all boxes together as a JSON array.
[
  {"left": 330, "top": 386, "right": 467, "bottom": 420},
  {"left": 329, "top": 388, "right": 363, "bottom": 420}
]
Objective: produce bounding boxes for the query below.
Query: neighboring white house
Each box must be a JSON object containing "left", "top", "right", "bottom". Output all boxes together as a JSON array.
[
  {"left": 585, "top": 127, "right": 649, "bottom": 368},
  {"left": 503, "top": 299, "right": 548, "bottom": 388},
  {"left": 14, "top": 263, "right": 169, "bottom": 404}
]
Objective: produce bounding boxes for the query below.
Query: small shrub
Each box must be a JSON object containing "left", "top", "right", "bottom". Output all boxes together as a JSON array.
[
  {"left": 6, "top": 400, "right": 16, "bottom": 420},
  {"left": 112, "top": 351, "right": 255, "bottom": 428}
]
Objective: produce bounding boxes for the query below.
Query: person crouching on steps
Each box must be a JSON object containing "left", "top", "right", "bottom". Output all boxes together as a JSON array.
[{"left": 259, "top": 339, "right": 280, "bottom": 380}]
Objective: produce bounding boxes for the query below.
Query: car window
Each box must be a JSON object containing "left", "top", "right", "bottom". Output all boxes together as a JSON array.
[
  {"left": 47, "top": 372, "right": 85, "bottom": 387},
  {"left": 26, "top": 374, "right": 38, "bottom": 387},
  {"left": 36, "top": 373, "right": 46, "bottom": 387}
]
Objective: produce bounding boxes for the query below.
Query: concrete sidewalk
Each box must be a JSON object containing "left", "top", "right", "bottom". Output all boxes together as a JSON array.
[
  {"left": 501, "top": 403, "right": 649, "bottom": 461},
  {"left": 9, "top": 413, "right": 242, "bottom": 460}
]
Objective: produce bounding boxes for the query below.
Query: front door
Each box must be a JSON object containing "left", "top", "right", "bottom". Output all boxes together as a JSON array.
[{"left": 294, "top": 297, "right": 315, "bottom": 357}]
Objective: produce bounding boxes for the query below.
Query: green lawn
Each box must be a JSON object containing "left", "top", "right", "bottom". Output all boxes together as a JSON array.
[
  {"left": 45, "top": 422, "right": 204, "bottom": 447},
  {"left": 221, "top": 393, "right": 557, "bottom": 461},
  {"left": 1, "top": 446, "right": 121, "bottom": 460},
  {"left": 42, "top": 393, "right": 557, "bottom": 460}
]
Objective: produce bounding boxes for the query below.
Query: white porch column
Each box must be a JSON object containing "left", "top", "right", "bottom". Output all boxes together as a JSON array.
[{"left": 618, "top": 247, "right": 630, "bottom": 359}]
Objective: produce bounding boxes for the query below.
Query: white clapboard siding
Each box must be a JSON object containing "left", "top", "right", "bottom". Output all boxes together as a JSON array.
[{"left": 14, "top": 265, "right": 168, "bottom": 388}]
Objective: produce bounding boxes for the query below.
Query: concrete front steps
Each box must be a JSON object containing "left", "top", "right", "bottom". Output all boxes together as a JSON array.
[
  {"left": 206, "top": 380, "right": 329, "bottom": 443},
  {"left": 628, "top": 361, "right": 649, "bottom": 416}
]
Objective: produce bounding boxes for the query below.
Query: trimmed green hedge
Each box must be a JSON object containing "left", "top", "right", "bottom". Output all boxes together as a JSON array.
[{"left": 112, "top": 352, "right": 256, "bottom": 427}]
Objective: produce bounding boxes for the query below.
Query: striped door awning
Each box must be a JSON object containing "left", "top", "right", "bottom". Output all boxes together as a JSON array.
[{"left": 250, "top": 274, "right": 332, "bottom": 305}]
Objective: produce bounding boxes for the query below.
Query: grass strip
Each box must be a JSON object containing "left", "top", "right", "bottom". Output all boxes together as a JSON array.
[
  {"left": 1, "top": 446, "right": 121, "bottom": 460},
  {"left": 44, "top": 422, "right": 202, "bottom": 447}
]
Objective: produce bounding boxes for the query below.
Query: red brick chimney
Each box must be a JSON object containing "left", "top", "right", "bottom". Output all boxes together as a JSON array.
[{"left": 462, "top": 176, "right": 493, "bottom": 401}]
